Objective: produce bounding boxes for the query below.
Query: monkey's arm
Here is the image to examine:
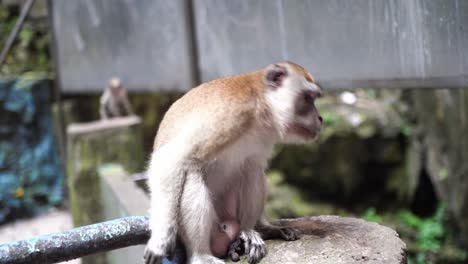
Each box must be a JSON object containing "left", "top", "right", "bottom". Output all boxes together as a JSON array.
[
  {"left": 99, "top": 106, "right": 108, "bottom": 119},
  {"left": 121, "top": 91, "right": 133, "bottom": 115},
  {"left": 99, "top": 91, "right": 111, "bottom": 119}
]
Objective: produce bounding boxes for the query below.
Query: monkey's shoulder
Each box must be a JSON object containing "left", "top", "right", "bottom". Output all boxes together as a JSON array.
[
  {"left": 196, "top": 71, "right": 264, "bottom": 101},
  {"left": 167, "top": 74, "right": 262, "bottom": 120}
]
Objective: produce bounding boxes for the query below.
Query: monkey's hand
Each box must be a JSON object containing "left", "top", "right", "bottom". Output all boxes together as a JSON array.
[
  {"left": 256, "top": 222, "right": 301, "bottom": 241},
  {"left": 228, "top": 230, "right": 266, "bottom": 264},
  {"left": 278, "top": 226, "right": 301, "bottom": 241}
]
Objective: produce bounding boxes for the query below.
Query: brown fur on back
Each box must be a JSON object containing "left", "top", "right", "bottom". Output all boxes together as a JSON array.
[{"left": 153, "top": 70, "right": 267, "bottom": 160}]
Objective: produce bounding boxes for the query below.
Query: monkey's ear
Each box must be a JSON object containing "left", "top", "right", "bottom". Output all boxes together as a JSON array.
[{"left": 265, "top": 64, "right": 287, "bottom": 88}]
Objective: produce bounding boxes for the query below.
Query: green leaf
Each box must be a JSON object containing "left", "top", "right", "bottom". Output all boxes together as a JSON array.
[
  {"left": 361, "top": 207, "right": 383, "bottom": 223},
  {"left": 399, "top": 210, "right": 422, "bottom": 228}
]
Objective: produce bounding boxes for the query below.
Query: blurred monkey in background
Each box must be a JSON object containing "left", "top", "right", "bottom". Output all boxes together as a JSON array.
[{"left": 100, "top": 77, "right": 133, "bottom": 119}]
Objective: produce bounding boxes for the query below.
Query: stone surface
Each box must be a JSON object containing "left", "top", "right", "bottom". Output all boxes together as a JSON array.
[{"left": 228, "top": 216, "right": 407, "bottom": 264}]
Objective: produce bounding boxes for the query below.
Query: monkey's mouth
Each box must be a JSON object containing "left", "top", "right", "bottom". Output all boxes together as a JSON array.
[{"left": 286, "top": 123, "right": 318, "bottom": 139}]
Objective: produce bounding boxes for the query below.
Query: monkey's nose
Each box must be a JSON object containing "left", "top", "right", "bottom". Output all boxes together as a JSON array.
[
  {"left": 318, "top": 116, "right": 323, "bottom": 124},
  {"left": 310, "top": 90, "right": 322, "bottom": 99}
]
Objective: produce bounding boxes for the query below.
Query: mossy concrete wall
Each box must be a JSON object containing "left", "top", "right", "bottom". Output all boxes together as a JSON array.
[{"left": 66, "top": 116, "right": 144, "bottom": 264}]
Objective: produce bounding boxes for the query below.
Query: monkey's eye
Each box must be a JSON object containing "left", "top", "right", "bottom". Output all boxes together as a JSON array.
[{"left": 303, "top": 92, "right": 314, "bottom": 104}]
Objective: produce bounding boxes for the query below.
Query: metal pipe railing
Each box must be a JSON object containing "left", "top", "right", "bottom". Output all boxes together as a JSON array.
[{"left": 0, "top": 216, "right": 150, "bottom": 264}]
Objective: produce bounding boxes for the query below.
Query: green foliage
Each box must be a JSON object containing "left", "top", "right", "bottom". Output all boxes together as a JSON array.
[
  {"left": 438, "top": 168, "right": 449, "bottom": 181},
  {"left": 400, "top": 206, "right": 466, "bottom": 264},
  {"left": 361, "top": 207, "right": 383, "bottom": 223},
  {"left": 400, "top": 207, "right": 445, "bottom": 255},
  {"left": 361, "top": 205, "right": 467, "bottom": 264},
  {"left": 0, "top": 4, "right": 51, "bottom": 75}
]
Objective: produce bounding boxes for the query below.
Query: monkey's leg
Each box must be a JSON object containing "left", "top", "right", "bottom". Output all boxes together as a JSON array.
[
  {"left": 144, "top": 149, "right": 187, "bottom": 264},
  {"left": 228, "top": 166, "right": 267, "bottom": 264},
  {"left": 179, "top": 171, "right": 224, "bottom": 264}
]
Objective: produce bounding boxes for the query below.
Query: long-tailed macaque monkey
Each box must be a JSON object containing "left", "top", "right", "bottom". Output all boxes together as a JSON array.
[
  {"left": 99, "top": 77, "right": 133, "bottom": 119},
  {"left": 144, "top": 62, "right": 323, "bottom": 264}
]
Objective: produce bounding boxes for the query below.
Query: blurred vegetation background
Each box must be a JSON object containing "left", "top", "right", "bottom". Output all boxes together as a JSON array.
[
  {"left": 0, "top": 1, "right": 467, "bottom": 264},
  {"left": 0, "top": 1, "right": 50, "bottom": 75}
]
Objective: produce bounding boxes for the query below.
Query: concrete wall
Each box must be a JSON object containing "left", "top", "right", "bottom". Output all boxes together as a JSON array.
[{"left": 51, "top": 0, "right": 468, "bottom": 92}]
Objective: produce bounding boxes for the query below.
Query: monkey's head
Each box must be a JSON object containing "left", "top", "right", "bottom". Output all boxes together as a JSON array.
[
  {"left": 263, "top": 62, "right": 323, "bottom": 144},
  {"left": 108, "top": 77, "right": 123, "bottom": 96}
]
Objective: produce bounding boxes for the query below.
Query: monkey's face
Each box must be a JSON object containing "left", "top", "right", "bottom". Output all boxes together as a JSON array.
[
  {"left": 110, "top": 85, "right": 123, "bottom": 96},
  {"left": 264, "top": 63, "right": 323, "bottom": 144}
]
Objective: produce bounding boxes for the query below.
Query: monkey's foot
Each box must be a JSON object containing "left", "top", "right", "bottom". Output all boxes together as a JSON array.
[
  {"left": 227, "top": 237, "right": 243, "bottom": 262},
  {"left": 228, "top": 230, "right": 266, "bottom": 264},
  {"left": 143, "top": 247, "right": 164, "bottom": 264},
  {"left": 143, "top": 236, "right": 176, "bottom": 264}
]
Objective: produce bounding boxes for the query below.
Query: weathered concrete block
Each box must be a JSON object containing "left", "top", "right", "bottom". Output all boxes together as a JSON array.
[{"left": 98, "top": 164, "right": 149, "bottom": 264}]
